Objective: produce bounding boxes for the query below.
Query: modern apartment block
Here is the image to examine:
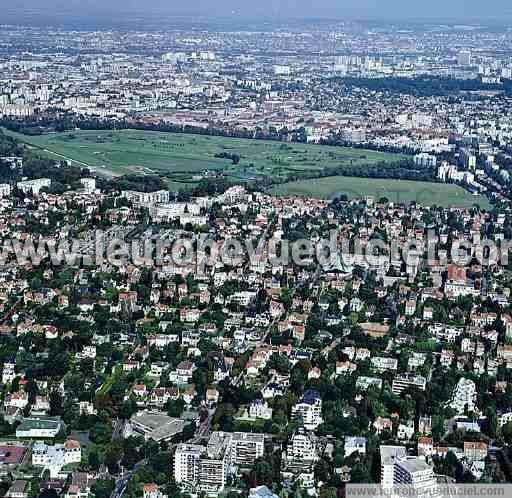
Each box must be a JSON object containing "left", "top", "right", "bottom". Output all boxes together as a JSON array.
[
  {"left": 381, "top": 445, "right": 437, "bottom": 497},
  {"left": 393, "top": 457, "right": 438, "bottom": 496},
  {"left": 392, "top": 374, "right": 427, "bottom": 395},
  {"left": 291, "top": 390, "right": 323, "bottom": 430},
  {"left": 174, "top": 432, "right": 265, "bottom": 494}
]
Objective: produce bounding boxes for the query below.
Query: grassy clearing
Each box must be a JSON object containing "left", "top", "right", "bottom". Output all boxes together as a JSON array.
[
  {"left": 270, "top": 175, "right": 490, "bottom": 208},
  {"left": 6, "top": 128, "right": 481, "bottom": 207},
  {"left": 4, "top": 128, "right": 407, "bottom": 183},
  {"left": 96, "top": 365, "right": 122, "bottom": 396}
]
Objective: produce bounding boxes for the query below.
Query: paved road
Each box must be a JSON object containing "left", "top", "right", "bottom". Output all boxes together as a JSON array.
[
  {"left": 110, "top": 458, "right": 147, "bottom": 498},
  {"left": 189, "top": 411, "right": 214, "bottom": 444},
  {"left": 112, "top": 418, "right": 124, "bottom": 441}
]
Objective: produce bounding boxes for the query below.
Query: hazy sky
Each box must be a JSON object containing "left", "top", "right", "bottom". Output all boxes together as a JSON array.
[{"left": 7, "top": 0, "right": 512, "bottom": 21}]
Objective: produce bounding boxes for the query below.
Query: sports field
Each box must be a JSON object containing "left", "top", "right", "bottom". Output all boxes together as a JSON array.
[
  {"left": 271, "top": 176, "right": 490, "bottom": 208},
  {"left": 4, "top": 129, "right": 407, "bottom": 183}
]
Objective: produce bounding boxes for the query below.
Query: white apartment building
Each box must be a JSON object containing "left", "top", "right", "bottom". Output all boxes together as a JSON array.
[
  {"left": 392, "top": 457, "right": 438, "bottom": 497},
  {"left": 121, "top": 189, "right": 170, "bottom": 208},
  {"left": 414, "top": 153, "right": 437, "bottom": 168},
  {"left": 392, "top": 374, "right": 427, "bottom": 395},
  {"left": 344, "top": 437, "right": 367, "bottom": 458},
  {"left": 249, "top": 399, "right": 273, "bottom": 420},
  {"left": 174, "top": 431, "right": 263, "bottom": 494},
  {"left": 151, "top": 202, "right": 201, "bottom": 222},
  {"left": 80, "top": 178, "right": 96, "bottom": 193},
  {"left": 380, "top": 445, "right": 407, "bottom": 486},
  {"left": 438, "top": 162, "right": 459, "bottom": 181},
  {"left": 17, "top": 178, "right": 51, "bottom": 195},
  {"left": 228, "top": 432, "right": 265, "bottom": 467},
  {"left": 0, "top": 105, "right": 34, "bottom": 118},
  {"left": 228, "top": 291, "right": 257, "bottom": 307},
  {"left": 32, "top": 440, "right": 81, "bottom": 477},
  {"left": 408, "top": 352, "right": 427, "bottom": 370},
  {"left": 273, "top": 65, "right": 291, "bottom": 76},
  {"left": 219, "top": 186, "right": 248, "bottom": 204},
  {"left": 291, "top": 390, "right": 323, "bottom": 430},
  {"left": 458, "top": 50, "right": 472, "bottom": 66},
  {"left": 356, "top": 376, "right": 383, "bottom": 390},
  {"left": 0, "top": 184, "right": 12, "bottom": 198},
  {"left": 174, "top": 444, "right": 202, "bottom": 485},
  {"left": 460, "top": 147, "right": 477, "bottom": 170},
  {"left": 147, "top": 334, "right": 178, "bottom": 349},
  {"left": 449, "top": 377, "right": 477, "bottom": 415},
  {"left": 198, "top": 452, "right": 228, "bottom": 494},
  {"left": 2, "top": 361, "right": 16, "bottom": 384},
  {"left": 78, "top": 346, "right": 96, "bottom": 360},
  {"left": 444, "top": 280, "right": 479, "bottom": 298},
  {"left": 371, "top": 357, "right": 398, "bottom": 373},
  {"left": 286, "top": 429, "right": 318, "bottom": 462},
  {"left": 79, "top": 401, "right": 97, "bottom": 416}
]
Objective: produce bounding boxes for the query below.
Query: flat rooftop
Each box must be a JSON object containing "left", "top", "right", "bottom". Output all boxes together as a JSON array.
[
  {"left": 131, "top": 412, "right": 185, "bottom": 441},
  {"left": 16, "top": 417, "right": 61, "bottom": 431}
]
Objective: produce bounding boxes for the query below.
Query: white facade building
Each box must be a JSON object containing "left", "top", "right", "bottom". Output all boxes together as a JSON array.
[
  {"left": 174, "top": 431, "right": 264, "bottom": 494},
  {"left": 17, "top": 178, "right": 51, "bottom": 195},
  {"left": 392, "top": 374, "right": 427, "bottom": 395},
  {"left": 380, "top": 445, "right": 407, "bottom": 486},
  {"left": 291, "top": 391, "right": 323, "bottom": 430},
  {"left": 32, "top": 440, "right": 81, "bottom": 477},
  {"left": 121, "top": 190, "right": 170, "bottom": 208},
  {"left": 80, "top": 178, "right": 96, "bottom": 193},
  {"left": 249, "top": 400, "right": 273, "bottom": 420},
  {"left": 449, "top": 377, "right": 477, "bottom": 415},
  {"left": 344, "top": 437, "right": 367, "bottom": 458},
  {"left": 392, "top": 457, "right": 438, "bottom": 497},
  {"left": 287, "top": 429, "right": 318, "bottom": 462},
  {"left": 414, "top": 153, "right": 437, "bottom": 168},
  {"left": 0, "top": 184, "right": 12, "bottom": 198},
  {"left": 2, "top": 361, "right": 16, "bottom": 384}
]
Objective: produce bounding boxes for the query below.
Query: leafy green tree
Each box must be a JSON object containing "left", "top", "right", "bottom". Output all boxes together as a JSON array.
[
  {"left": 120, "top": 398, "right": 138, "bottom": 420},
  {"left": 485, "top": 406, "right": 498, "bottom": 439},
  {"left": 320, "top": 488, "right": 338, "bottom": 498},
  {"left": 28, "top": 477, "right": 41, "bottom": 498},
  {"left": 92, "top": 480, "right": 115, "bottom": 498},
  {"left": 88, "top": 448, "right": 101, "bottom": 471},
  {"left": 350, "top": 462, "right": 372, "bottom": 483},
  {"left": 49, "top": 390, "right": 64, "bottom": 416},
  {"left": 503, "top": 422, "right": 512, "bottom": 445},
  {"left": 105, "top": 442, "right": 123, "bottom": 474},
  {"left": 89, "top": 422, "right": 113, "bottom": 445},
  {"left": 167, "top": 399, "right": 185, "bottom": 418},
  {"left": 267, "top": 353, "right": 292, "bottom": 374}
]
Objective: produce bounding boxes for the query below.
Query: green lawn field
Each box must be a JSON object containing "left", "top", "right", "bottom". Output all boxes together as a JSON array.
[
  {"left": 4, "top": 128, "right": 408, "bottom": 182},
  {"left": 6, "top": 128, "right": 485, "bottom": 207},
  {"left": 270, "top": 176, "right": 490, "bottom": 208}
]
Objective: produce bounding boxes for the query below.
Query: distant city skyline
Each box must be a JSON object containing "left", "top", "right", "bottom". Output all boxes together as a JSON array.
[{"left": 6, "top": 0, "right": 512, "bottom": 23}]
